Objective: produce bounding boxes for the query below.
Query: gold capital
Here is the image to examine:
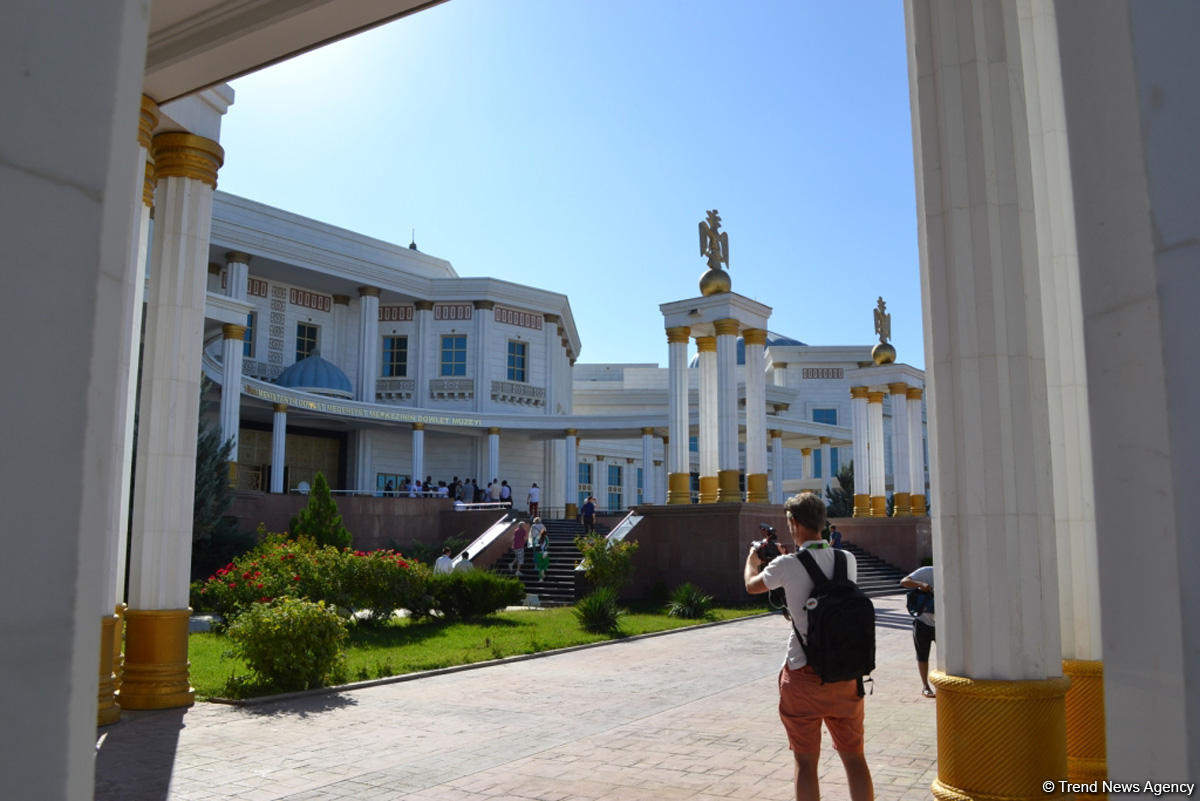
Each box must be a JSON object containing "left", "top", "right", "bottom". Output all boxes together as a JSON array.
[
  {"left": 768, "top": 429, "right": 783, "bottom": 439},
  {"left": 413, "top": 422, "right": 424, "bottom": 431},
  {"left": 487, "top": 427, "right": 500, "bottom": 435},
  {"left": 138, "top": 96, "right": 159, "bottom": 152},
  {"left": 742, "top": 328, "right": 768, "bottom": 347},
  {"left": 713, "top": 318, "right": 740, "bottom": 337},
  {"left": 358, "top": 286, "right": 381, "bottom": 298},
  {"left": 695, "top": 336, "right": 717, "bottom": 353},
  {"left": 850, "top": 386, "right": 870, "bottom": 400},
  {"left": 773, "top": 362, "right": 788, "bottom": 369},
  {"left": 801, "top": 447, "right": 812, "bottom": 456},
  {"left": 415, "top": 300, "right": 434, "bottom": 311},
  {"left": 888, "top": 382, "right": 909, "bottom": 395},
  {"left": 666, "top": 326, "right": 691, "bottom": 344},
  {"left": 565, "top": 428, "right": 578, "bottom": 436},
  {"left": 907, "top": 387, "right": 924, "bottom": 401},
  {"left": 225, "top": 251, "right": 251, "bottom": 266},
  {"left": 543, "top": 313, "right": 561, "bottom": 325},
  {"left": 221, "top": 323, "right": 246, "bottom": 340},
  {"left": 641, "top": 427, "right": 655, "bottom": 436},
  {"left": 867, "top": 391, "right": 885, "bottom": 404},
  {"left": 474, "top": 300, "right": 495, "bottom": 310},
  {"left": 332, "top": 294, "right": 350, "bottom": 306},
  {"left": 142, "top": 161, "right": 155, "bottom": 207},
  {"left": 819, "top": 436, "right": 831, "bottom": 444},
  {"left": 151, "top": 133, "right": 223, "bottom": 188},
  {"left": 273, "top": 403, "right": 288, "bottom": 413}
]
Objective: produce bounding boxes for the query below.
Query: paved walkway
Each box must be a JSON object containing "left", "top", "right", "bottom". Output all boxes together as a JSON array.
[{"left": 95, "top": 595, "right": 937, "bottom": 801}]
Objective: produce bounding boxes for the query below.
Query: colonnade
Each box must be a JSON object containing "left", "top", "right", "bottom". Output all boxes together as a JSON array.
[{"left": 846, "top": 366, "right": 926, "bottom": 518}]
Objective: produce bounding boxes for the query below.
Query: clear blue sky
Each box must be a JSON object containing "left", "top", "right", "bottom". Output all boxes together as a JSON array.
[{"left": 216, "top": 0, "right": 923, "bottom": 368}]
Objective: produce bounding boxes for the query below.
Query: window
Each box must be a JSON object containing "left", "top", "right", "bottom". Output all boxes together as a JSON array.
[
  {"left": 382, "top": 335, "right": 408, "bottom": 377},
  {"left": 506, "top": 340, "right": 527, "bottom": 382},
  {"left": 637, "top": 467, "right": 644, "bottom": 505},
  {"left": 440, "top": 334, "right": 467, "bottom": 376},
  {"left": 295, "top": 322, "right": 318, "bottom": 360},
  {"left": 578, "top": 462, "right": 592, "bottom": 508},
  {"left": 243, "top": 312, "right": 255, "bottom": 358},
  {"left": 376, "top": 473, "right": 406, "bottom": 497},
  {"left": 812, "top": 409, "right": 838, "bottom": 478},
  {"left": 689, "top": 435, "right": 698, "bottom": 452},
  {"left": 607, "top": 464, "right": 622, "bottom": 512},
  {"left": 812, "top": 408, "right": 838, "bottom": 425}
]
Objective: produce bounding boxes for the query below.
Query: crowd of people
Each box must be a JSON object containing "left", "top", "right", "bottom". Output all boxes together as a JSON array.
[{"left": 380, "top": 476, "right": 543, "bottom": 514}]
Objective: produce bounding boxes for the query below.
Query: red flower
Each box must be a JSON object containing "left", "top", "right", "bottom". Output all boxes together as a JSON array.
[
  {"left": 256, "top": 583, "right": 263, "bottom": 589},
  {"left": 293, "top": 575, "right": 301, "bottom": 581},
  {"left": 228, "top": 582, "right": 237, "bottom": 589},
  {"left": 260, "top": 596, "right": 271, "bottom": 603},
  {"left": 242, "top": 572, "right": 252, "bottom": 580}
]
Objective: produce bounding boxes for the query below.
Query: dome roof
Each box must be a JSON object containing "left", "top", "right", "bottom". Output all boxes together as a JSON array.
[
  {"left": 275, "top": 351, "right": 353, "bottom": 398},
  {"left": 688, "top": 331, "right": 807, "bottom": 367}
]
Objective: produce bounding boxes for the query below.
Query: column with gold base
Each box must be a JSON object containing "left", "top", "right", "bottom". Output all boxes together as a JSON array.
[
  {"left": 666, "top": 327, "right": 691, "bottom": 503},
  {"left": 714, "top": 319, "right": 741, "bottom": 501},
  {"left": 123, "top": 132, "right": 222, "bottom": 711},
  {"left": 867, "top": 391, "right": 886, "bottom": 516},
  {"left": 770, "top": 430, "right": 785, "bottom": 504},
  {"left": 696, "top": 336, "right": 718, "bottom": 503},
  {"left": 907, "top": 387, "right": 926, "bottom": 515},
  {"left": 743, "top": 328, "right": 769, "bottom": 502},
  {"left": 889, "top": 382, "right": 912, "bottom": 516},
  {"left": 931, "top": 671, "right": 1070, "bottom": 801},
  {"left": 564, "top": 429, "right": 578, "bottom": 518},
  {"left": 1062, "top": 660, "right": 1106, "bottom": 798},
  {"left": 850, "top": 387, "right": 871, "bottom": 516}
]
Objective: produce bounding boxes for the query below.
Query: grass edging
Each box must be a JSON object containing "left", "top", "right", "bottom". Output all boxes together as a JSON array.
[{"left": 207, "top": 610, "right": 772, "bottom": 707}]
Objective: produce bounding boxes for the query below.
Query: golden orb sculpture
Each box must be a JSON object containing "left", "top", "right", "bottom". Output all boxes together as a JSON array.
[
  {"left": 872, "top": 342, "right": 897, "bottom": 365},
  {"left": 699, "top": 268, "right": 731, "bottom": 296}
]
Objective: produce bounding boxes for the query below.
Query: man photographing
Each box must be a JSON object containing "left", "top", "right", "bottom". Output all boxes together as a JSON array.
[{"left": 744, "top": 492, "right": 874, "bottom": 801}]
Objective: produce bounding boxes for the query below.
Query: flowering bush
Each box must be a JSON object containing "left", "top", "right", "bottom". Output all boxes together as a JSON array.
[
  {"left": 342, "top": 549, "right": 431, "bottom": 625},
  {"left": 226, "top": 597, "right": 348, "bottom": 692}
]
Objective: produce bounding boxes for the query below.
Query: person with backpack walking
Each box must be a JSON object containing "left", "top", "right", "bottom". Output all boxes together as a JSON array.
[
  {"left": 900, "top": 564, "right": 936, "bottom": 698},
  {"left": 743, "top": 491, "right": 875, "bottom": 801}
]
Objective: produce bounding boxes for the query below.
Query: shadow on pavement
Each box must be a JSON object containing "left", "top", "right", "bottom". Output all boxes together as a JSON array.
[
  {"left": 240, "top": 692, "right": 359, "bottom": 718},
  {"left": 95, "top": 709, "right": 185, "bottom": 801}
]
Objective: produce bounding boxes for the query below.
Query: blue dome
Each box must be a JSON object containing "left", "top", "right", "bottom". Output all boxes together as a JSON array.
[
  {"left": 275, "top": 351, "right": 353, "bottom": 398},
  {"left": 689, "top": 331, "right": 807, "bottom": 367}
]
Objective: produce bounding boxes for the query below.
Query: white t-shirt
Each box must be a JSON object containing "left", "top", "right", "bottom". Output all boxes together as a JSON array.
[
  {"left": 760, "top": 540, "right": 858, "bottom": 670},
  {"left": 528, "top": 486, "right": 541, "bottom": 503},
  {"left": 433, "top": 555, "right": 453, "bottom": 574},
  {"left": 904, "top": 565, "right": 935, "bottom": 627}
]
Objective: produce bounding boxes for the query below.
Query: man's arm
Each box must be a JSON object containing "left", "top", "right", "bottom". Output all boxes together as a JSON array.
[
  {"left": 900, "top": 575, "right": 932, "bottom": 593},
  {"left": 744, "top": 547, "right": 768, "bottom": 595}
]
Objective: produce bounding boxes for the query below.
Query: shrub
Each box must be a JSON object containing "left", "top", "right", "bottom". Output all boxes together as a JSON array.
[
  {"left": 342, "top": 550, "right": 430, "bottom": 625},
  {"left": 574, "top": 587, "right": 623, "bottom": 634},
  {"left": 575, "top": 533, "right": 639, "bottom": 595},
  {"left": 666, "top": 582, "right": 714, "bottom": 620},
  {"left": 422, "top": 571, "right": 524, "bottom": 620},
  {"left": 289, "top": 472, "right": 352, "bottom": 549},
  {"left": 226, "top": 597, "right": 348, "bottom": 692}
]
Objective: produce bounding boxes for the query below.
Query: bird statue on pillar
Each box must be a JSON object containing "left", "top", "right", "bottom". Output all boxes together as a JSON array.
[
  {"left": 698, "top": 209, "right": 731, "bottom": 295},
  {"left": 872, "top": 296, "right": 897, "bottom": 365}
]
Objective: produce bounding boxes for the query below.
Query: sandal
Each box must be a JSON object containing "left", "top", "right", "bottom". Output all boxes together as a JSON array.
[{"left": 922, "top": 688, "right": 936, "bottom": 698}]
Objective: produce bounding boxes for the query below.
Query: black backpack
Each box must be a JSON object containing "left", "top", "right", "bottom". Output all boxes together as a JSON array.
[{"left": 793, "top": 549, "right": 876, "bottom": 694}]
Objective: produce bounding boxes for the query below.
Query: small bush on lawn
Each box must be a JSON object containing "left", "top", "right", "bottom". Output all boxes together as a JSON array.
[
  {"left": 288, "top": 472, "right": 352, "bottom": 549},
  {"left": 666, "top": 582, "right": 715, "bottom": 620},
  {"left": 575, "top": 533, "right": 639, "bottom": 594},
  {"left": 343, "top": 550, "right": 430, "bottom": 625},
  {"left": 574, "top": 587, "right": 623, "bottom": 634},
  {"left": 421, "top": 571, "right": 524, "bottom": 620},
  {"left": 226, "top": 597, "right": 348, "bottom": 692}
]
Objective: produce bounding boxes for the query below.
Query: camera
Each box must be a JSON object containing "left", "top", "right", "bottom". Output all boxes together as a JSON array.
[{"left": 752, "top": 523, "right": 782, "bottom": 563}]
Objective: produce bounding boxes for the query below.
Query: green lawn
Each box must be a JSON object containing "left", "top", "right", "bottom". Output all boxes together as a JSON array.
[{"left": 189, "top": 601, "right": 766, "bottom": 700}]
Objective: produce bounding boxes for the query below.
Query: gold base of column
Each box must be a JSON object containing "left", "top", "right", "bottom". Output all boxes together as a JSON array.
[
  {"left": 227, "top": 460, "right": 238, "bottom": 488},
  {"left": 1064, "top": 659, "right": 1107, "bottom": 800},
  {"left": 931, "top": 670, "right": 1070, "bottom": 801},
  {"left": 869, "top": 495, "right": 887, "bottom": 517},
  {"left": 565, "top": 503, "right": 578, "bottom": 519},
  {"left": 698, "top": 475, "right": 718, "bottom": 504},
  {"left": 912, "top": 494, "right": 928, "bottom": 516},
  {"left": 98, "top": 614, "right": 120, "bottom": 726},
  {"left": 853, "top": 493, "right": 871, "bottom": 517},
  {"left": 118, "top": 609, "right": 194, "bottom": 710},
  {"left": 745, "top": 473, "right": 768, "bottom": 503},
  {"left": 716, "top": 469, "right": 741, "bottom": 502},
  {"left": 667, "top": 472, "right": 691, "bottom": 504},
  {"left": 892, "top": 491, "right": 911, "bottom": 517},
  {"left": 113, "top": 602, "right": 126, "bottom": 693}
]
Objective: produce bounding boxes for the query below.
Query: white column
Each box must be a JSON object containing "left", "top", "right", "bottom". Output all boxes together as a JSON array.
[
  {"left": 4, "top": 1, "right": 150, "bottom": 788},
  {"left": 770, "top": 430, "right": 785, "bottom": 504},
  {"left": 564, "top": 429, "right": 578, "bottom": 517},
  {"left": 743, "top": 328, "right": 769, "bottom": 502},
  {"left": 713, "top": 318, "right": 740, "bottom": 501},
  {"left": 473, "top": 300, "right": 493, "bottom": 411},
  {"left": 819, "top": 436, "right": 833, "bottom": 497},
  {"left": 665, "top": 327, "right": 690, "bottom": 503},
  {"left": 849, "top": 387, "right": 870, "bottom": 516},
  {"left": 889, "top": 383, "right": 911, "bottom": 516},
  {"left": 696, "top": 336, "right": 718, "bottom": 502},
  {"left": 907, "top": 388, "right": 926, "bottom": 515},
  {"left": 866, "top": 391, "right": 885, "bottom": 517},
  {"left": 800, "top": 447, "right": 813, "bottom": 481},
  {"left": 655, "top": 458, "right": 666, "bottom": 505},
  {"left": 772, "top": 362, "right": 788, "bottom": 386},
  {"left": 225, "top": 250, "right": 249, "bottom": 301},
  {"left": 412, "top": 424, "right": 425, "bottom": 489},
  {"left": 641, "top": 428, "right": 655, "bottom": 506},
  {"left": 219, "top": 323, "right": 245, "bottom": 476},
  {"left": 487, "top": 427, "right": 500, "bottom": 487},
  {"left": 624, "top": 458, "right": 637, "bottom": 510},
  {"left": 270, "top": 404, "right": 287, "bottom": 494},
  {"left": 353, "top": 429, "right": 373, "bottom": 493},
  {"left": 414, "top": 300, "right": 433, "bottom": 407},
  {"left": 125, "top": 132, "right": 224, "bottom": 711},
  {"left": 544, "top": 313, "right": 559, "bottom": 414},
  {"left": 332, "top": 295, "right": 350, "bottom": 381},
  {"left": 356, "top": 286, "right": 380, "bottom": 402}
]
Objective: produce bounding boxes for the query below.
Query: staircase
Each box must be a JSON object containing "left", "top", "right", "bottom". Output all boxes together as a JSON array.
[
  {"left": 491, "top": 517, "right": 609, "bottom": 606},
  {"left": 839, "top": 542, "right": 908, "bottom": 598}
]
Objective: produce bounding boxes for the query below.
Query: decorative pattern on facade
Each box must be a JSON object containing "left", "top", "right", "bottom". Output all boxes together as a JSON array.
[
  {"left": 376, "top": 378, "right": 415, "bottom": 401},
  {"left": 433, "top": 303, "right": 473, "bottom": 321},
  {"left": 491, "top": 380, "right": 546, "bottom": 407},
  {"left": 379, "top": 305, "right": 414, "bottom": 322},
  {"left": 494, "top": 305, "right": 543, "bottom": 331},
  {"left": 429, "top": 378, "right": 474, "bottom": 400},
  {"left": 290, "top": 288, "right": 332, "bottom": 313},
  {"left": 244, "top": 359, "right": 283, "bottom": 380},
  {"left": 248, "top": 277, "right": 269, "bottom": 297},
  {"left": 801, "top": 367, "right": 845, "bottom": 380}
]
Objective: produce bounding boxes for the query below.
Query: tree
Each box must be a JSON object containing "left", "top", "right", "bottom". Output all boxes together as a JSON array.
[
  {"left": 192, "top": 408, "right": 250, "bottom": 581},
  {"left": 826, "top": 460, "right": 855, "bottom": 518},
  {"left": 289, "top": 472, "right": 352, "bottom": 549}
]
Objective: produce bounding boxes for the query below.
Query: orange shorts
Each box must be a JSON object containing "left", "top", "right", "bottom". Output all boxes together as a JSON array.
[{"left": 778, "top": 664, "right": 865, "bottom": 754}]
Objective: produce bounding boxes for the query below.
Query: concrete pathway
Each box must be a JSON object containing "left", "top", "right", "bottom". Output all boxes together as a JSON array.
[{"left": 95, "top": 595, "right": 937, "bottom": 801}]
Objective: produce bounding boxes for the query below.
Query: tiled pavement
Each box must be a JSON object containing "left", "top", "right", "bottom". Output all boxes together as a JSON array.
[{"left": 95, "top": 595, "right": 937, "bottom": 801}]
